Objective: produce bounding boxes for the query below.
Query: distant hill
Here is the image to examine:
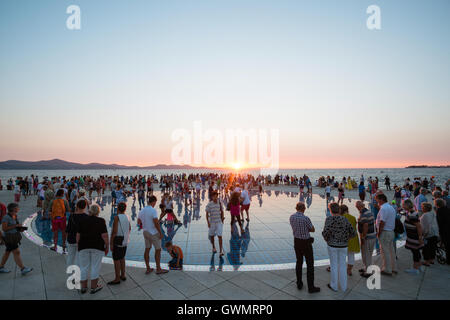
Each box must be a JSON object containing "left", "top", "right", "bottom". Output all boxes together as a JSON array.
[
  {"left": 0, "top": 159, "right": 210, "bottom": 170},
  {"left": 405, "top": 165, "right": 450, "bottom": 168}
]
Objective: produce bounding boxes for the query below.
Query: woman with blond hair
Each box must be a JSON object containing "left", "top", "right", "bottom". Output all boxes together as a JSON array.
[{"left": 77, "top": 204, "right": 109, "bottom": 294}]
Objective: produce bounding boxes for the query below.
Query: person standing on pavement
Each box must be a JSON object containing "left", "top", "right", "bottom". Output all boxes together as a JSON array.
[
  {"left": 0, "top": 203, "right": 33, "bottom": 275},
  {"left": 289, "top": 202, "right": 320, "bottom": 294},
  {"left": 137, "top": 195, "right": 168, "bottom": 275},
  {"left": 375, "top": 193, "right": 398, "bottom": 276},
  {"left": 322, "top": 202, "right": 356, "bottom": 292},
  {"left": 205, "top": 191, "right": 225, "bottom": 256},
  {"left": 355, "top": 201, "right": 376, "bottom": 278}
]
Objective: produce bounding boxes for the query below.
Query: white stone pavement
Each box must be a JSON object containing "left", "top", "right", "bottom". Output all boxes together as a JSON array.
[{"left": 0, "top": 186, "right": 449, "bottom": 300}]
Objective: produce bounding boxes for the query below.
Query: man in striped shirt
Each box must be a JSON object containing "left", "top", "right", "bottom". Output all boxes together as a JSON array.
[
  {"left": 356, "top": 201, "right": 376, "bottom": 278},
  {"left": 206, "top": 191, "right": 225, "bottom": 256},
  {"left": 289, "top": 202, "right": 320, "bottom": 293}
]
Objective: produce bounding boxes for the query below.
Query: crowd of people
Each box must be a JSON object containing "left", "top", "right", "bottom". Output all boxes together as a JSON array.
[
  {"left": 0, "top": 172, "right": 449, "bottom": 295},
  {"left": 291, "top": 178, "right": 450, "bottom": 293}
]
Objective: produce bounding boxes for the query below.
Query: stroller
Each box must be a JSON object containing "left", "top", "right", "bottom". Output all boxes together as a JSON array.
[{"left": 436, "top": 239, "right": 447, "bottom": 265}]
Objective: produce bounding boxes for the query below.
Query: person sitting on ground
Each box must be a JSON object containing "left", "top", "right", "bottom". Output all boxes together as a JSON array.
[{"left": 165, "top": 241, "right": 184, "bottom": 270}]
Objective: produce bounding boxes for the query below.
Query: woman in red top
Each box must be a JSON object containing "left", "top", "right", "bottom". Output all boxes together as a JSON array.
[{"left": 229, "top": 192, "right": 244, "bottom": 234}]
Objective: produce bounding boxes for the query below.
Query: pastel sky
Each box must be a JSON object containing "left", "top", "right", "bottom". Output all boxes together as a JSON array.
[{"left": 0, "top": 0, "right": 449, "bottom": 169}]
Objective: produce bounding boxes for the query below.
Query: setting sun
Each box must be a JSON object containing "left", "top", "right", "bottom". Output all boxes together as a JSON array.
[{"left": 231, "top": 162, "right": 242, "bottom": 170}]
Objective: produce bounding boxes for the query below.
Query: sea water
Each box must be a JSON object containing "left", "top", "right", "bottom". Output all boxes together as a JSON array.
[{"left": 1, "top": 168, "right": 449, "bottom": 187}]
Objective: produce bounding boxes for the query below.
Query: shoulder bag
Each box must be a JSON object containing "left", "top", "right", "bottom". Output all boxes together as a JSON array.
[{"left": 113, "top": 216, "right": 125, "bottom": 247}]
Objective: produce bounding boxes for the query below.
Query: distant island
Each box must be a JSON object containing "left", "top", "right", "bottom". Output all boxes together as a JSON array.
[
  {"left": 405, "top": 165, "right": 450, "bottom": 168},
  {"left": 0, "top": 159, "right": 211, "bottom": 170}
]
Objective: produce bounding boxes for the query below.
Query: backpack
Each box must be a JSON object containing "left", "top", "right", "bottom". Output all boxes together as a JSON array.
[
  {"left": 394, "top": 216, "right": 404, "bottom": 235},
  {"left": 51, "top": 199, "right": 66, "bottom": 219}
]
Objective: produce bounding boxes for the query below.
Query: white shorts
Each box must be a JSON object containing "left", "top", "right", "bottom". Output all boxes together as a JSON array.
[
  {"left": 78, "top": 248, "right": 104, "bottom": 281},
  {"left": 208, "top": 222, "right": 223, "bottom": 237}
]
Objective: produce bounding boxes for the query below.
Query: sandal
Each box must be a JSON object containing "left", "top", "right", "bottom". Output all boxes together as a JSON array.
[
  {"left": 156, "top": 269, "right": 169, "bottom": 275},
  {"left": 90, "top": 285, "right": 103, "bottom": 294},
  {"left": 145, "top": 268, "right": 154, "bottom": 274},
  {"left": 80, "top": 288, "right": 88, "bottom": 294},
  {"left": 120, "top": 276, "right": 127, "bottom": 281},
  {"left": 107, "top": 280, "right": 121, "bottom": 285}
]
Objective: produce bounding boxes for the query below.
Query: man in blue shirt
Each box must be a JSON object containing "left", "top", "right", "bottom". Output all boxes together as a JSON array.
[{"left": 414, "top": 188, "right": 428, "bottom": 213}]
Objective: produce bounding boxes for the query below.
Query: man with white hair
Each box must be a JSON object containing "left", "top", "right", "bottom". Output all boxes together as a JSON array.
[
  {"left": 289, "top": 202, "right": 320, "bottom": 294},
  {"left": 375, "top": 193, "right": 398, "bottom": 275}
]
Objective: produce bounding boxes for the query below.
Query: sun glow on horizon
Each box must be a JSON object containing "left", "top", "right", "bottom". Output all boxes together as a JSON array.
[{"left": 231, "top": 162, "right": 242, "bottom": 170}]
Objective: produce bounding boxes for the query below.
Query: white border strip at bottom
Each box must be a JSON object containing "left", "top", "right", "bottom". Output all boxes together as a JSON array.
[{"left": 23, "top": 212, "right": 405, "bottom": 272}]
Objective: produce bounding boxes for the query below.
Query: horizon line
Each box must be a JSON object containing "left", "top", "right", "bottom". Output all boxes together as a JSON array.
[{"left": 1, "top": 158, "right": 448, "bottom": 170}]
